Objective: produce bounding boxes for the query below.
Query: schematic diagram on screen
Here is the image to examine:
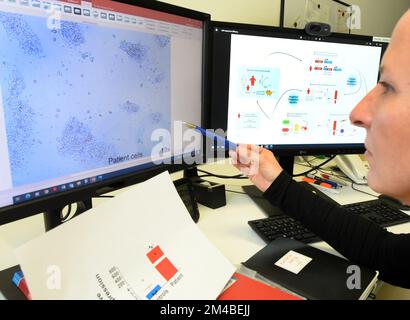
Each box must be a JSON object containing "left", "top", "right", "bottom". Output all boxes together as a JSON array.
[{"left": 227, "top": 34, "right": 381, "bottom": 145}]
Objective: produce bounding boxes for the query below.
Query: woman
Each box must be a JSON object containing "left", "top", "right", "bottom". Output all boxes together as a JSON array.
[{"left": 230, "top": 9, "right": 410, "bottom": 289}]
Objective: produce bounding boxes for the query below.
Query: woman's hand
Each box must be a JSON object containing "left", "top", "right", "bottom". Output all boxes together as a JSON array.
[{"left": 229, "top": 144, "right": 283, "bottom": 192}]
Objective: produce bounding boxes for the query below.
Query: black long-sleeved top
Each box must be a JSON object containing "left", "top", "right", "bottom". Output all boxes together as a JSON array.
[{"left": 263, "top": 171, "right": 410, "bottom": 289}]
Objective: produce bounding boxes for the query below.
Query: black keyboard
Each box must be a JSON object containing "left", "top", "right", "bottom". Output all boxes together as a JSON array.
[
  {"left": 248, "top": 215, "right": 322, "bottom": 244},
  {"left": 248, "top": 199, "right": 410, "bottom": 244},
  {"left": 343, "top": 199, "right": 410, "bottom": 227}
]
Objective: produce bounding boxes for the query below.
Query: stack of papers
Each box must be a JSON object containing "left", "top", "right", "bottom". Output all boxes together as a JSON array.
[{"left": 15, "top": 172, "right": 236, "bottom": 300}]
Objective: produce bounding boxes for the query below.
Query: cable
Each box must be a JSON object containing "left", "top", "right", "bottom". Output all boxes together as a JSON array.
[
  {"left": 225, "top": 189, "right": 265, "bottom": 199},
  {"left": 342, "top": 177, "right": 378, "bottom": 198},
  {"left": 292, "top": 156, "right": 336, "bottom": 177},
  {"left": 199, "top": 155, "right": 335, "bottom": 180},
  {"left": 225, "top": 189, "right": 248, "bottom": 196},
  {"left": 196, "top": 178, "right": 265, "bottom": 199},
  {"left": 301, "top": 159, "right": 376, "bottom": 197},
  {"left": 204, "top": 155, "right": 371, "bottom": 199},
  {"left": 197, "top": 174, "right": 213, "bottom": 178},
  {"left": 196, "top": 169, "right": 248, "bottom": 179},
  {"left": 351, "top": 183, "right": 378, "bottom": 198},
  {"left": 300, "top": 157, "right": 377, "bottom": 198}
]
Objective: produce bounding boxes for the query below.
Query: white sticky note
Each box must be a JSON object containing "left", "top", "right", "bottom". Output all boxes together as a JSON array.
[{"left": 275, "top": 250, "right": 312, "bottom": 274}]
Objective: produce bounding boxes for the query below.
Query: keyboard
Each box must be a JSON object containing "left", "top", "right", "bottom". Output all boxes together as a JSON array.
[
  {"left": 343, "top": 199, "right": 410, "bottom": 227},
  {"left": 248, "top": 199, "right": 410, "bottom": 244},
  {"left": 248, "top": 215, "right": 322, "bottom": 244}
]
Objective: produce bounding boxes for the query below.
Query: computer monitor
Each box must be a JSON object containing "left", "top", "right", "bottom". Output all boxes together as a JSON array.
[
  {"left": 208, "top": 21, "right": 387, "bottom": 174},
  {"left": 0, "top": 0, "right": 210, "bottom": 227}
]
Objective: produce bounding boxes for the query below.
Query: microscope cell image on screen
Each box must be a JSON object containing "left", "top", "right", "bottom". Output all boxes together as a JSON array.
[
  {"left": 227, "top": 34, "right": 381, "bottom": 145},
  {"left": 0, "top": 11, "right": 171, "bottom": 187}
]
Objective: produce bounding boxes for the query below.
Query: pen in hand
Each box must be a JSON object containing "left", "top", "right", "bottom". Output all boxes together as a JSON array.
[{"left": 182, "top": 121, "right": 238, "bottom": 151}]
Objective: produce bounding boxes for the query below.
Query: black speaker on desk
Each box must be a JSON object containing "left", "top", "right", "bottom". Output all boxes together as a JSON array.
[
  {"left": 191, "top": 180, "right": 226, "bottom": 209},
  {"left": 182, "top": 167, "right": 226, "bottom": 210}
]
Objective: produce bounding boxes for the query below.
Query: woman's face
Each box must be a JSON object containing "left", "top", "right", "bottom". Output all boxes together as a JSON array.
[{"left": 350, "top": 10, "right": 410, "bottom": 203}]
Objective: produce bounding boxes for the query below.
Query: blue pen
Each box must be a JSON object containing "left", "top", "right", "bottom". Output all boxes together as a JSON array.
[
  {"left": 182, "top": 121, "right": 238, "bottom": 151},
  {"left": 313, "top": 175, "right": 340, "bottom": 189}
]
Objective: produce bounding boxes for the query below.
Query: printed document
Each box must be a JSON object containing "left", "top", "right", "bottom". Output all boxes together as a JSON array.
[{"left": 15, "top": 172, "right": 235, "bottom": 299}]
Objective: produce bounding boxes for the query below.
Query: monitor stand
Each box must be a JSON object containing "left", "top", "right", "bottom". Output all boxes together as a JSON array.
[
  {"left": 43, "top": 198, "right": 92, "bottom": 231},
  {"left": 277, "top": 155, "right": 295, "bottom": 176}
]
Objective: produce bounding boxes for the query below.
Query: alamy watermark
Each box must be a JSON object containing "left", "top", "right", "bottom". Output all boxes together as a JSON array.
[
  {"left": 347, "top": 265, "right": 362, "bottom": 290},
  {"left": 347, "top": 5, "right": 362, "bottom": 30},
  {"left": 149, "top": 121, "right": 260, "bottom": 175},
  {"left": 46, "top": 265, "right": 62, "bottom": 290},
  {"left": 46, "top": 7, "right": 62, "bottom": 31}
]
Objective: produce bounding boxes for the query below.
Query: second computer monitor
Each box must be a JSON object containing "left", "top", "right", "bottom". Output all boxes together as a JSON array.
[{"left": 209, "top": 22, "right": 387, "bottom": 159}]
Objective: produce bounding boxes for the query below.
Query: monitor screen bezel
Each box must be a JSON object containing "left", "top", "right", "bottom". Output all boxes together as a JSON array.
[
  {"left": 207, "top": 20, "right": 388, "bottom": 157},
  {"left": 0, "top": 0, "right": 211, "bottom": 225}
]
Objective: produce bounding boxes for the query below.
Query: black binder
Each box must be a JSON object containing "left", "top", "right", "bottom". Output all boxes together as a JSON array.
[{"left": 243, "top": 238, "right": 378, "bottom": 300}]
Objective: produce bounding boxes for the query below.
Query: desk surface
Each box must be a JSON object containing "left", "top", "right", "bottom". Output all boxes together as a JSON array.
[
  {"left": 197, "top": 160, "right": 410, "bottom": 259},
  {"left": 1, "top": 159, "right": 410, "bottom": 299}
]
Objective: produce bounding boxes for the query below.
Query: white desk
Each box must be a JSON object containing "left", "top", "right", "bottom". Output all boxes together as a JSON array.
[
  {"left": 1, "top": 160, "right": 410, "bottom": 299},
  {"left": 196, "top": 161, "right": 410, "bottom": 262}
]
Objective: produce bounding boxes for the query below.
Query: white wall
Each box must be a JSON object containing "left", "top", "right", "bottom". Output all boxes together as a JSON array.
[
  {"left": 282, "top": 0, "right": 410, "bottom": 36},
  {"left": 159, "top": 0, "right": 281, "bottom": 26},
  {"left": 160, "top": 0, "right": 409, "bottom": 37},
  {"left": 350, "top": 0, "right": 410, "bottom": 37}
]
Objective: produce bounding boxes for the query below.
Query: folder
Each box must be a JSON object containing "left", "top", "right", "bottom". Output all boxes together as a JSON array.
[
  {"left": 217, "top": 272, "right": 302, "bottom": 300},
  {"left": 243, "top": 238, "right": 378, "bottom": 300}
]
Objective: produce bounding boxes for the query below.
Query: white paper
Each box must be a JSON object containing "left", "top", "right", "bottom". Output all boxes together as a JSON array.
[
  {"left": 275, "top": 250, "right": 312, "bottom": 275},
  {"left": 14, "top": 172, "right": 235, "bottom": 300}
]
